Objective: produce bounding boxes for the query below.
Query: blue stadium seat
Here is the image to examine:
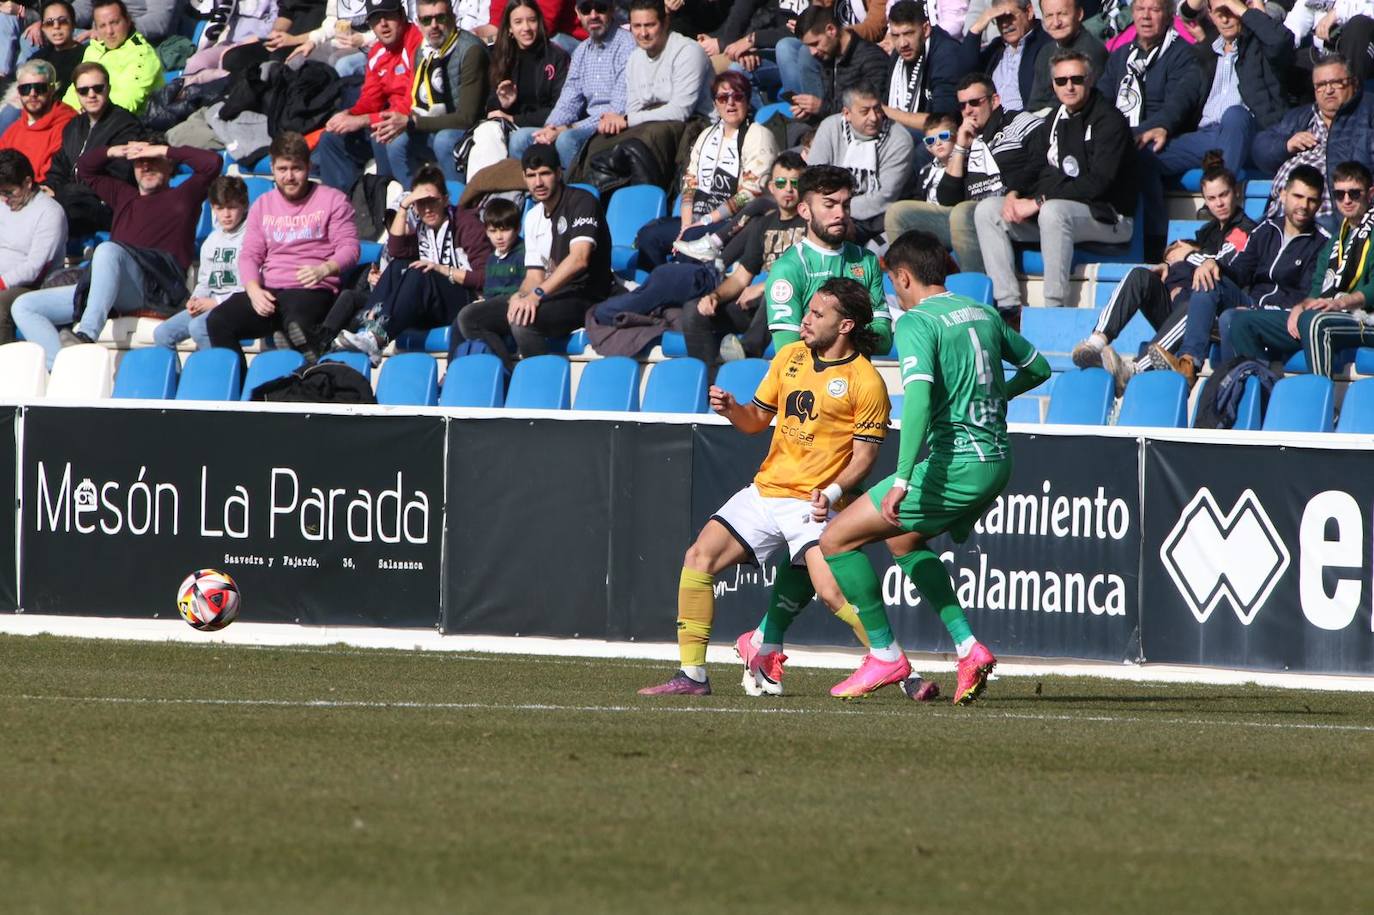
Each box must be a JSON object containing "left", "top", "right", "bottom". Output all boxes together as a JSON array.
[
  {"left": 715, "top": 358, "right": 770, "bottom": 405},
  {"left": 573, "top": 356, "right": 640, "bottom": 411},
  {"left": 569, "top": 182, "right": 600, "bottom": 200},
  {"left": 1167, "top": 220, "right": 1204, "bottom": 245},
  {"left": 1245, "top": 178, "right": 1273, "bottom": 200},
  {"left": 946, "top": 272, "right": 993, "bottom": 304},
  {"left": 195, "top": 200, "right": 215, "bottom": 246},
  {"left": 394, "top": 325, "right": 453, "bottom": 354},
  {"left": 1244, "top": 196, "right": 1267, "bottom": 220},
  {"left": 1262, "top": 374, "right": 1334, "bottom": 432},
  {"left": 1281, "top": 348, "right": 1354, "bottom": 375},
  {"left": 446, "top": 180, "right": 465, "bottom": 201},
  {"left": 240, "top": 349, "right": 305, "bottom": 400},
  {"left": 1231, "top": 375, "right": 1263, "bottom": 430},
  {"left": 244, "top": 176, "right": 274, "bottom": 205},
  {"left": 1175, "top": 169, "right": 1204, "bottom": 192},
  {"left": 176, "top": 348, "right": 243, "bottom": 401},
  {"left": 1336, "top": 378, "right": 1374, "bottom": 433},
  {"left": 1007, "top": 396, "right": 1042, "bottom": 423},
  {"left": 440, "top": 353, "right": 505, "bottom": 407},
  {"left": 660, "top": 331, "right": 687, "bottom": 357},
  {"left": 375, "top": 353, "right": 439, "bottom": 406},
  {"left": 1020, "top": 308, "right": 1100, "bottom": 372},
  {"left": 113, "top": 347, "right": 178, "bottom": 399},
  {"left": 319, "top": 351, "right": 373, "bottom": 378},
  {"left": 1355, "top": 348, "right": 1374, "bottom": 375},
  {"left": 755, "top": 102, "right": 794, "bottom": 123},
  {"left": 1045, "top": 368, "right": 1113, "bottom": 425},
  {"left": 1117, "top": 370, "right": 1187, "bottom": 427},
  {"left": 607, "top": 185, "right": 668, "bottom": 278},
  {"left": 358, "top": 241, "right": 383, "bottom": 266},
  {"left": 1113, "top": 311, "right": 1156, "bottom": 362},
  {"left": 506, "top": 354, "right": 571, "bottom": 409},
  {"left": 642, "top": 357, "right": 708, "bottom": 413}
]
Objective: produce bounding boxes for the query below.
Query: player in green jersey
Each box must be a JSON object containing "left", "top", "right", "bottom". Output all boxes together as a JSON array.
[
  {"left": 764, "top": 165, "right": 892, "bottom": 356},
  {"left": 819, "top": 230, "right": 1052, "bottom": 703}
]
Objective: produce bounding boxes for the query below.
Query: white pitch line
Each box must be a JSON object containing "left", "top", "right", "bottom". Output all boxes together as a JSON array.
[{"left": 13, "top": 693, "right": 1374, "bottom": 735}]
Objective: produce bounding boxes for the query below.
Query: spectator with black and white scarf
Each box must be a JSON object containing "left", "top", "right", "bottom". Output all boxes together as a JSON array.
[
  {"left": 807, "top": 81, "right": 915, "bottom": 243},
  {"left": 882, "top": 0, "right": 967, "bottom": 135}
]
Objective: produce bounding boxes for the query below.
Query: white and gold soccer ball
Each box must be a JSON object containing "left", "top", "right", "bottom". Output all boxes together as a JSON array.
[{"left": 176, "top": 569, "right": 241, "bottom": 631}]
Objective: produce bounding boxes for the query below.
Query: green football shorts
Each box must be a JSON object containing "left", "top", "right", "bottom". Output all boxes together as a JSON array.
[{"left": 867, "top": 457, "right": 1012, "bottom": 541}]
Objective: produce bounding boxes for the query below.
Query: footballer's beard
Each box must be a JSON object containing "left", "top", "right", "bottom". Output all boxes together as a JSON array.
[{"left": 811, "top": 217, "right": 848, "bottom": 246}]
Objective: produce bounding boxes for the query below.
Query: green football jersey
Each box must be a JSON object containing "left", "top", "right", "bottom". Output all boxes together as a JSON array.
[
  {"left": 895, "top": 292, "right": 1042, "bottom": 462},
  {"left": 764, "top": 238, "right": 891, "bottom": 352}
]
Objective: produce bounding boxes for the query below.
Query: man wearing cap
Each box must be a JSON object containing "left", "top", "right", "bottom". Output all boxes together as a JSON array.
[
  {"left": 507, "top": 0, "right": 635, "bottom": 171},
  {"left": 456, "top": 143, "right": 613, "bottom": 369},
  {"left": 314, "top": 0, "right": 425, "bottom": 193}
]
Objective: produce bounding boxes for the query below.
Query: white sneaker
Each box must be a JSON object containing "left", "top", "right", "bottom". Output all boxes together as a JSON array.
[
  {"left": 338, "top": 328, "right": 384, "bottom": 367},
  {"left": 673, "top": 233, "right": 723, "bottom": 264},
  {"left": 719, "top": 335, "right": 746, "bottom": 362}
]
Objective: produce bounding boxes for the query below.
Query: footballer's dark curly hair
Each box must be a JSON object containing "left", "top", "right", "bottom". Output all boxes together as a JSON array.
[{"left": 818, "top": 277, "right": 879, "bottom": 357}]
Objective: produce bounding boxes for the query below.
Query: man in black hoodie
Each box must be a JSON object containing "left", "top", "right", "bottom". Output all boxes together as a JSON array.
[
  {"left": 791, "top": 5, "right": 891, "bottom": 120},
  {"left": 974, "top": 49, "right": 1136, "bottom": 323},
  {"left": 42, "top": 60, "right": 140, "bottom": 238}
]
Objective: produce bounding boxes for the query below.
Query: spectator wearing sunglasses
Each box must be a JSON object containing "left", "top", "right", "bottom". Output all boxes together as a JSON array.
[
  {"left": 43, "top": 61, "right": 139, "bottom": 238},
  {"left": 0, "top": 60, "right": 76, "bottom": 185},
  {"left": 914, "top": 113, "right": 960, "bottom": 203},
  {"left": 633, "top": 70, "right": 775, "bottom": 271},
  {"left": 61, "top": 0, "right": 164, "bottom": 117},
  {"left": 807, "top": 81, "right": 915, "bottom": 244},
  {"left": 31, "top": 1, "right": 87, "bottom": 98},
  {"left": 886, "top": 73, "right": 1044, "bottom": 274},
  {"left": 975, "top": 50, "right": 1136, "bottom": 324},
  {"left": 508, "top": 0, "right": 634, "bottom": 170}
]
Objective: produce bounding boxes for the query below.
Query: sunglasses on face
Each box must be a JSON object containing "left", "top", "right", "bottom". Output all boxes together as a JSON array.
[
  {"left": 1053, "top": 74, "right": 1088, "bottom": 87},
  {"left": 958, "top": 95, "right": 989, "bottom": 109},
  {"left": 715, "top": 90, "right": 746, "bottom": 103},
  {"left": 923, "top": 130, "right": 952, "bottom": 147},
  {"left": 41, "top": 15, "right": 70, "bottom": 25},
  {"left": 17, "top": 83, "right": 49, "bottom": 96},
  {"left": 1333, "top": 188, "right": 1367, "bottom": 201},
  {"left": 576, "top": 0, "right": 609, "bottom": 12},
  {"left": 773, "top": 177, "right": 800, "bottom": 189},
  {"left": 417, "top": 13, "right": 448, "bottom": 25},
  {"left": 75, "top": 83, "right": 108, "bottom": 96}
]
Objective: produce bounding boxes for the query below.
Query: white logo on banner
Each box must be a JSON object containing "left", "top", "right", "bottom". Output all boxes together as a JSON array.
[{"left": 1160, "top": 488, "right": 1289, "bottom": 626}]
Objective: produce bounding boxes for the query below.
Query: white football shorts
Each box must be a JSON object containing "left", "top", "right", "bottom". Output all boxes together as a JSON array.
[{"left": 710, "top": 484, "right": 830, "bottom": 567}]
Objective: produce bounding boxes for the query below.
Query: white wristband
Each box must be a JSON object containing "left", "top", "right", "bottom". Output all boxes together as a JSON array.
[
  {"left": 823, "top": 483, "right": 843, "bottom": 504},
  {"left": 891, "top": 478, "right": 910, "bottom": 491}
]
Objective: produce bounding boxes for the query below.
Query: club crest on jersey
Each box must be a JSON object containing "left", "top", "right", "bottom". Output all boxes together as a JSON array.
[
  {"left": 784, "top": 390, "right": 818, "bottom": 423},
  {"left": 848, "top": 264, "right": 864, "bottom": 279},
  {"left": 771, "top": 279, "right": 794, "bottom": 303},
  {"left": 827, "top": 378, "right": 848, "bottom": 397},
  {"left": 557, "top": 216, "right": 568, "bottom": 234}
]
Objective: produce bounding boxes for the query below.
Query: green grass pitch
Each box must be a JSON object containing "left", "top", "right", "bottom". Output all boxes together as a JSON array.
[{"left": 2, "top": 634, "right": 1371, "bottom": 914}]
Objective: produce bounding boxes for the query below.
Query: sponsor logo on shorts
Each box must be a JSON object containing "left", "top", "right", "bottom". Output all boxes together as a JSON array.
[
  {"left": 827, "top": 378, "right": 848, "bottom": 397},
  {"left": 784, "top": 390, "right": 818, "bottom": 423}
]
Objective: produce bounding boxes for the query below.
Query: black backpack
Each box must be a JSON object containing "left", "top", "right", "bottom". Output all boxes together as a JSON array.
[{"left": 250, "top": 362, "right": 377, "bottom": 404}]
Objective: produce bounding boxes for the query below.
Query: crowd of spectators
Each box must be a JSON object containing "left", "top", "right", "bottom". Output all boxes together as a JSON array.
[{"left": 0, "top": 0, "right": 1371, "bottom": 397}]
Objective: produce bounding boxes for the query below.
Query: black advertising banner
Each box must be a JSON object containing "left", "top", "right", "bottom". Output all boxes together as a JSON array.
[
  {"left": 21, "top": 406, "right": 445, "bottom": 626},
  {"left": 0, "top": 407, "right": 16, "bottom": 610},
  {"left": 691, "top": 428, "right": 1142, "bottom": 661},
  {"left": 1141, "top": 439, "right": 1374, "bottom": 674}
]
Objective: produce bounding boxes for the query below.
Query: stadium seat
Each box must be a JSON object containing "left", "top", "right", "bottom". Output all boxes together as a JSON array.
[
  {"left": 1336, "top": 378, "right": 1374, "bottom": 433},
  {"left": 46, "top": 344, "right": 114, "bottom": 399},
  {"left": 0, "top": 341, "right": 47, "bottom": 398},
  {"left": 394, "top": 325, "right": 453, "bottom": 354},
  {"left": 1230, "top": 375, "right": 1263, "bottom": 430},
  {"left": 176, "top": 348, "right": 243, "bottom": 401},
  {"left": 506, "top": 354, "right": 571, "bottom": 409},
  {"left": 1020, "top": 308, "right": 1100, "bottom": 372},
  {"left": 642, "top": 357, "right": 708, "bottom": 413},
  {"left": 1116, "top": 370, "right": 1187, "bottom": 427},
  {"left": 1017, "top": 194, "right": 1145, "bottom": 273},
  {"left": 659, "top": 331, "right": 688, "bottom": 357},
  {"left": 549, "top": 328, "right": 590, "bottom": 356},
  {"left": 1007, "top": 395, "right": 1042, "bottom": 423},
  {"left": 715, "top": 358, "right": 769, "bottom": 405},
  {"left": 358, "top": 241, "right": 383, "bottom": 267},
  {"left": 440, "top": 353, "right": 505, "bottom": 407},
  {"left": 569, "top": 182, "right": 600, "bottom": 200},
  {"left": 572, "top": 356, "right": 640, "bottom": 411},
  {"left": 446, "top": 180, "right": 465, "bottom": 201},
  {"left": 1044, "top": 368, "right": 1113, "bottom": 425},
  {"left": 607, "top": 184, "right": 668, "bottom": 278},
  {"left": 375, "top": 352, "right": 439, "bottom": 406},
  {"left": 244, "top": 176, "right": 274, "bottom": 205},
  {"left": 113, "top": 347, "right": 179, "bottom": 400},
  {"left": 1245, "top": 178, "right": 1273, "bottom": 200},
  {"left": 319, "top": 351, "right": 373, "bottom": 379},
  {"left": 1262, "top": 374, "right": 1334, "bottom": 433},
  {"left": 946, "top": 272, "right": 993, "bottom": 305},
  {"left": 755, "top": 102, "right": 794, "bottom": 123},
  {"left": 1244, "top": 197, "right": 1267, "bottom": 220},
  {"left": 240, "top": 349, "right": 305, "bottom": 401},
  {"left": 195, "top": 199, "right": 215, "bottom": 246},
  {"left": 1166, "top": 220, "right": 1205, "bottom": 245}
]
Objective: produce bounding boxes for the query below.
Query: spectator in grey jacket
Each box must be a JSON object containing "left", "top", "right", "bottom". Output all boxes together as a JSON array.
[
  {"left": 623, "top": 0, "right": 713, "bottom": 128},
  {"left": 73, "top": 0, "right": 176, "bottom": 43},
  {"left": 808, "top": 82, "right": 915, "bottom": 243}
]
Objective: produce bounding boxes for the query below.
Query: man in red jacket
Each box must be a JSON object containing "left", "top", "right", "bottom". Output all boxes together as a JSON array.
[
  {"left": 0, "top": 59, "right": 76, "bottom": 183},
  {"left": 314, "top": 0, "right": 424, "bottom": 192}
]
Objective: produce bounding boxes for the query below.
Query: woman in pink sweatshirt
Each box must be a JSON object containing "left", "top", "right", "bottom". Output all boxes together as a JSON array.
[{"left": 206, "top": 131, "right": 360, "bottom": 357}]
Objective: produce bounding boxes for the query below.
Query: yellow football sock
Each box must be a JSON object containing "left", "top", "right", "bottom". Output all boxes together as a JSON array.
[
  {"left": 832, "top": 602, "right": 871, "bottom": 648},
  {"left": 677, "top": 567, "right": 715, "bottom": 668}
]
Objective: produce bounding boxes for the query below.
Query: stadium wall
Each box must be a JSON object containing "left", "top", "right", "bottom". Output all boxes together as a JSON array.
[{"left": 5, "top": 402, "right": 1374, "bottom": 676}]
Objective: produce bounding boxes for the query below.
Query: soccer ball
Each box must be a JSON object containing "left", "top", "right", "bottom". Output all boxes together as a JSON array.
[{"left": 177, "top": 569, "right": 241, "bottom": 631}]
